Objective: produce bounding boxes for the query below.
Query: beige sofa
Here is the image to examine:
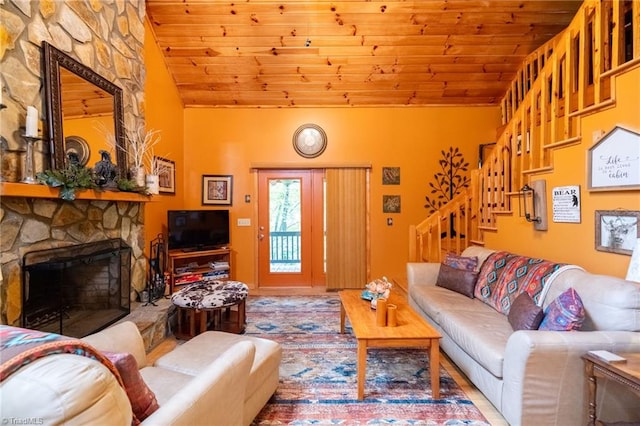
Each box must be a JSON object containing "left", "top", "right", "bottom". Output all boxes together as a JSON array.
[
  {"left": 407, "top": 246, "right": 640, "bottom": 426},
  {"left": 1, "top": 321, "right": 281, "bottom": 425}
]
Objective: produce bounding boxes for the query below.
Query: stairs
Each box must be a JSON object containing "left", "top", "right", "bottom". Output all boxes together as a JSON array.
[{"left": 410, "top": 0, "right": 640, "bottom": 263}]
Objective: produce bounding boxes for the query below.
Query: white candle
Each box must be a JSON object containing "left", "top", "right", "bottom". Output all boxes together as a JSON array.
[{"left": 25, "top": 106, "right": 38, "bottom": 137}]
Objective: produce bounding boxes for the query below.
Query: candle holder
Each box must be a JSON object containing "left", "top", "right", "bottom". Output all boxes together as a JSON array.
[{"left": 21, "top": 134, "right": 42, "bottom": 184}]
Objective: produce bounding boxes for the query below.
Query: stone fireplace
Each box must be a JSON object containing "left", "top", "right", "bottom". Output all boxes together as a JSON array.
[
  {"left": 22, "top": 238, "right": 131, "bottom": 337},
  {"left": 0, "top": 195, "right": 147, "bottom": 328}
]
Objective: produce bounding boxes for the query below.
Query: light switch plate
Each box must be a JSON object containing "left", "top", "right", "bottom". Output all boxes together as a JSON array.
[{"left": 237, "top": 218, "right": 251, "bottom": 226}]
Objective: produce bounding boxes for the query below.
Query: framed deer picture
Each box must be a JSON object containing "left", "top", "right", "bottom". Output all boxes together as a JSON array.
[{"left": 595, "top": 210, "right": 640, "bottom": 255}]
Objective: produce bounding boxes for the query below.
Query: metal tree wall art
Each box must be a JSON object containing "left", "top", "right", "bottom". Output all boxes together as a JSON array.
[{"left": 424, "top": 147, "right": 470, "bottom": 214}]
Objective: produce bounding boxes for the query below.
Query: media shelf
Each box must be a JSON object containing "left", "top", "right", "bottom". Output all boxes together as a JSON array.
[{"left": 168, "top": 247, "right": 232, "bottom": 294}]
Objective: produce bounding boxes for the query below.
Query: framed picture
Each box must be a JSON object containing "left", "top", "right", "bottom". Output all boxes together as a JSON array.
[
  {"left": 202, "top": 175, "right": 233, "bottom": 205},
  {"left": 153, "top": 156, "right": 176, "bottom": 194},
  {"left": 595, "top": 210, "right": 640, "bottom": 255},
  {"left": 383, "top": 195, "right": 401, "bottom": 213},
  {"left": 382, "top": 167, "right": 400, "bottom": 185},
  {"left": 588, "top": 126, "right": 640, "bottom": 191}
]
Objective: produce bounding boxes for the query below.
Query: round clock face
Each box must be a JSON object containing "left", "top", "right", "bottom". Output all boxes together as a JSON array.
[{"left": 293, "top": 124, "right": 327, "bottom": 158}]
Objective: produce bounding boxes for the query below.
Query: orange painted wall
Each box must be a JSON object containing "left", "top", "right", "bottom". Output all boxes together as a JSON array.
[
  {"left": 182, "top": 107, "right": 500, "bottom": 287},
  {"left": 143, "top": 19, "right": 185, "bottom": 252},
  {"left": 63, "top": 115, "right": 114, "bottom": 166},
  {"left": 483, "top": 68, "right": 640, "bottom": 278}
]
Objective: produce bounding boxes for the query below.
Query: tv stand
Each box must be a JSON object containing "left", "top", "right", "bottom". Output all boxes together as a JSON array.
[{"left": 168, "top": 247, "right": 232, "bottom": 294}]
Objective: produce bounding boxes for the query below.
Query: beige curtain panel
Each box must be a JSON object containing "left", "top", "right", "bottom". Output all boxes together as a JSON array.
[{"left": 325, "top": 168, "right": 370, "bottom": 290}]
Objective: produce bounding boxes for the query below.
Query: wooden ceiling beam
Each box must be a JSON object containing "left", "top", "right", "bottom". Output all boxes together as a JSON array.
[{"left": 178, "top": 89, "right": 500, "bottom": 105}]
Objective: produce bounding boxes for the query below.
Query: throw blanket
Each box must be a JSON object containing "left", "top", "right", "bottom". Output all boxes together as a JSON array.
[
  {"left": 0, "top": 325, "right": 123, "bottom": 385},
  {"left": 474, "top": 251, "right": 566, "bottom": 314}
]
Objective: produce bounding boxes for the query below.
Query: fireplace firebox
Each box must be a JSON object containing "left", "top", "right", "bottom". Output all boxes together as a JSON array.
[{"left": 22, "top": 238, "right": 131, "bottom": 338}]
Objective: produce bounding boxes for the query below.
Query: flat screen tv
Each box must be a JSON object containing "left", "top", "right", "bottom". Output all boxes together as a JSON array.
[{"left": 167, "top": 210, "right": 230, "bottom": 251}]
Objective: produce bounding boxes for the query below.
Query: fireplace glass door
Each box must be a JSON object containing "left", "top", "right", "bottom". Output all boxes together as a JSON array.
[{"left": 22, "top": 239, "right": 131, "bottom": 338}]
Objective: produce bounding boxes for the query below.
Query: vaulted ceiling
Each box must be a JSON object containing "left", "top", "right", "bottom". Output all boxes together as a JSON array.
[{"left": 146, "top": 0, "right": 583, "bottom": 107}]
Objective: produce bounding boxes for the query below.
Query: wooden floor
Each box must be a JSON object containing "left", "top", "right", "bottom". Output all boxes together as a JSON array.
[{"left": 150, "top": 285, "right": 508, "bottom": 425}]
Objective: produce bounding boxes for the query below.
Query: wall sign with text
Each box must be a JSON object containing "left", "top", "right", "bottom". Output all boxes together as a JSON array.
[
  {"left": 552, "top": 185, "right": 581, "bottom": 223},
  {"left": 587, "top": 126, "right": 640, "bottom": 191}
]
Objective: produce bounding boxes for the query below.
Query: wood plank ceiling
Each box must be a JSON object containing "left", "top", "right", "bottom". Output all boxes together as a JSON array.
[{"left": 146, "top": 0, "right": 583, "bottom": 107}]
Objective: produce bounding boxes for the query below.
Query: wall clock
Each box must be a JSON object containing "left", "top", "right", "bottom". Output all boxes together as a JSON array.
[{"left": 292, "top": 124, "right": 327, "bottom": 158}]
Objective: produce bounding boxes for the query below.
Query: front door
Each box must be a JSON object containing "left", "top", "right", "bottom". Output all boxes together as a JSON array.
[{"left": 257, "top": 170, "right": 325, "bottom": 287}]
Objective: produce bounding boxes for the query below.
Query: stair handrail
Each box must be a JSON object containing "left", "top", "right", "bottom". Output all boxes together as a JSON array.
[{"left": 409, "top": 0, "right": 640, "bottom": 263}]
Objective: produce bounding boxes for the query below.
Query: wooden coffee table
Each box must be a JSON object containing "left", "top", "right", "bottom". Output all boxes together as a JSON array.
[{"left": 339, "top": 289, "right": 442, "bottom": 400}]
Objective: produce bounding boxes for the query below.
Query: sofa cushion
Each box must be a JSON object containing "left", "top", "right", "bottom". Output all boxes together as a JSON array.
[
  {"left": 155, "top": 331, "right": 281, "bottom": 403},
  {"left": 139, "top": 366, "right": 194, "bottom": 405},
  {"left": 507, "top": 293, "right": 544, "bottom": 330},
  {"left": 437, "top": 307, "right": 512, "bottom": 378},
  {"left": 103, "top": 351, "right": 159, "bottom": 420},
  {"left": 410, "top": 285, "right": 485, "bottom": 327},
  {"left": 539, "top": 287, "right": 585, "bottom": 331},
  {"left": 436, "top": 263, "right": 478, "bottom": 298},
  {"left": 409, "top": 284, "right": 510, "bottom": 377},
  {"left": 444, "top": 253, "right": 478, "bottom": 271}
]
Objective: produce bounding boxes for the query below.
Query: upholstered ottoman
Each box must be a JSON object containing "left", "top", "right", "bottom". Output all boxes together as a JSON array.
[
  {"left": 154, "top": 330, "right": 282, "bottom": 425},
  {"left": 171, "top": 280, "right": 249, "bottom": 339}
]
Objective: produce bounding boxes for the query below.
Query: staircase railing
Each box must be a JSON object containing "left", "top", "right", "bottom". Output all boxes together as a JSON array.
[{"left": 410, "top": 0, "right": 640, "bottom": 263}]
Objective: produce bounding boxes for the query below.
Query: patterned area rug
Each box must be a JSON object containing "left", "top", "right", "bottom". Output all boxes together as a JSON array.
[{"left": 247, "top": 295, "right": 490, "bottom": 425}]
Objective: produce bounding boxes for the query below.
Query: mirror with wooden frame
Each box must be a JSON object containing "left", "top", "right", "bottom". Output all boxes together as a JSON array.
[{"left": 42, "top": 41, "right": 127, "bottom": 177}]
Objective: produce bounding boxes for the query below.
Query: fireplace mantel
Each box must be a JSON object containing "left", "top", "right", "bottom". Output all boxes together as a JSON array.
[{"left": 0, "top": 182, "right": 152, "bottom": 202}]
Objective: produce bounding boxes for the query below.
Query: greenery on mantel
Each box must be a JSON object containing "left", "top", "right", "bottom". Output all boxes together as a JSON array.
[
  {"left": 37, "top": 164, "right": 149, "bottom": 201},
  {"left": 37, "top": 164, "right": 97, "bottom": 201}
]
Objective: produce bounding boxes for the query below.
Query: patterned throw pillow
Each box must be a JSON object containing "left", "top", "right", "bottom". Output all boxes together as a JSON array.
[
  {"left": 508, "top": 292, "right": 544, "bottom": 330},
  {"left": 538, "top": 287, "right": 585, "bottom": 331},
  {"left": 444, "top": 253, "right": 479, "bottom": 272},
  {"left": 103, "top": 351, "right": 159, "bottom": 421},
  {"left": 436, "top": 263, "right": 478, "bottom": 298}
]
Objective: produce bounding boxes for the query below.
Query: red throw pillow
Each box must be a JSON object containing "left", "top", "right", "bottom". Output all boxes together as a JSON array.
[{"left": 103, "top": 351, "right": 159, "bottom": 421}]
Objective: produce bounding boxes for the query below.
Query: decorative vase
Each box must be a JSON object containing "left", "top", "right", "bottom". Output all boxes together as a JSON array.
[
  {"left": 146, "top": 174, "right": 160, "bottom": 194},
  {"left": 375, "top": 298, "right": 387, "bottom": 326},
  {"left": 131, "top": 166, "right": 145, "bottom": 187}
]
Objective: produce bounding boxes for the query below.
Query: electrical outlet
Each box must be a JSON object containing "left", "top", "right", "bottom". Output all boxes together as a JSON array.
[{"left": 237, "top": 218, "right": 251, "bottom": 226}]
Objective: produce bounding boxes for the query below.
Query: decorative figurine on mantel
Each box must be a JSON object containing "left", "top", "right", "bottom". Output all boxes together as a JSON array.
[
  {"left": 361, "top": 276, "right": 392, "bottom": 309},
  {"left": 94, "top": 150, "right": 117, "bottom": 188}
]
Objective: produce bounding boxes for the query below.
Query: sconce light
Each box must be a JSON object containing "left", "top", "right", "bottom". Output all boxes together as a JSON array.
[
  {"left": 519, "top": 180, "right": 548, "bottom": 231},
  {"left": 520, "top": 184, "right": 540, "bottom": 223}
]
